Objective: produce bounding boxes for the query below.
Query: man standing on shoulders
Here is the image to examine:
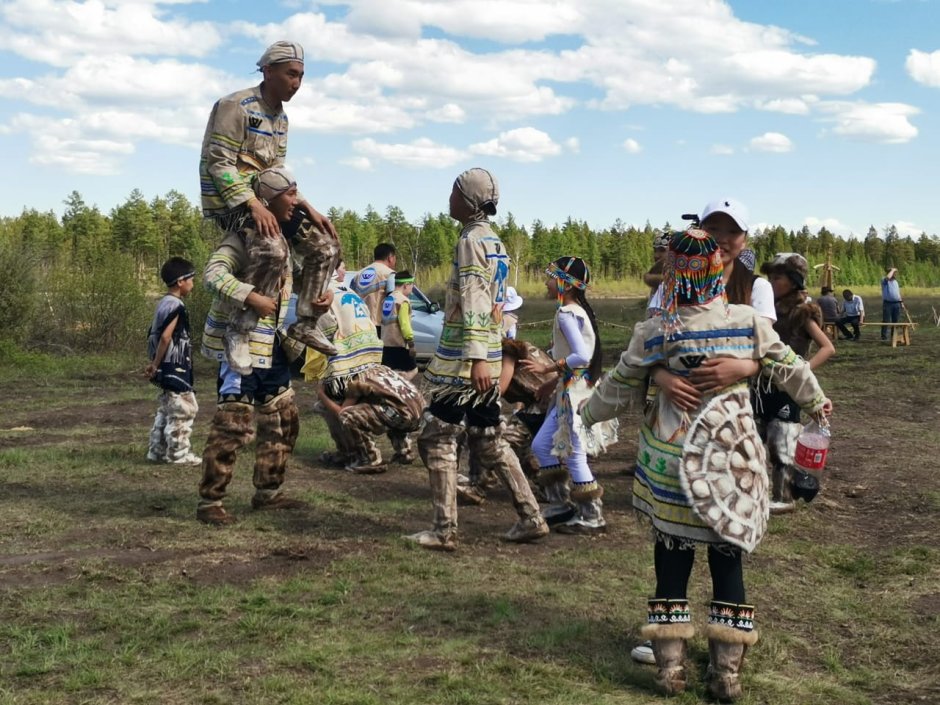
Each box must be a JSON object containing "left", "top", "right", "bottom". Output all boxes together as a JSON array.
[
  {"left": 880, "top": 268, "right": 902, "bottom": 341},
  {"left": 353, "top": 243, "right": 398, "bottom": 334},
  {"left": 199, "top": 40, "right": 336, "bottom": 241}
]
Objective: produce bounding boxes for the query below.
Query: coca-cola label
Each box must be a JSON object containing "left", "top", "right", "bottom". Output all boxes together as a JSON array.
[{"left": 795, "top": 443, "right": 828, "bottom": 471}]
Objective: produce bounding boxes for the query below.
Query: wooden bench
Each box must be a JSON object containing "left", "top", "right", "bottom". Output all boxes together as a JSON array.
[{"left": 861, "top": 322, "right": 917, "bottom": 347}]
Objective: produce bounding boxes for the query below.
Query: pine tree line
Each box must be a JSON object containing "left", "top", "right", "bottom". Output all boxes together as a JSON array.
[{"left": 1, "top": 188, "right": 938, "bottom": 352}]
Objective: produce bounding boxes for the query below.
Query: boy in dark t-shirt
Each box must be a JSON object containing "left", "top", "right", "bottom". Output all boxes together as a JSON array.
[{"left": 145, "top": 257, "right": 200, "bottom": 465}]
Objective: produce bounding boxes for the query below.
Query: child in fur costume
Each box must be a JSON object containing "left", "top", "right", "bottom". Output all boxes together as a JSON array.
[
  {"left": 757, "top": 253, "right": 834, "bottom": 514},
  {"left": 580, "top": 229, "right": 832, "bottom": 701},
  {"left": 520, "top": 256, "right": 618, "bottom": 534}
]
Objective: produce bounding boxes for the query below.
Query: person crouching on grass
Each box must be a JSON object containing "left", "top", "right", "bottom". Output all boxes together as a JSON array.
[
  {"left": 381, "top": 271, "right": 419, "bottom": 382},
  {"left": 579, "top": 229, "right": 833, "bottom": 701},
  {"left": 196, "top": 168, "right": 316, "bottom": 526},
  {"left": 145, "top": 257, "right": 200, "bottom": 465}
]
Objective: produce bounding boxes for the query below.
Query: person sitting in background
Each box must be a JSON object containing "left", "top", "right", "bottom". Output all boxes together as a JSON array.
[
  {"left": 837, "top": 289, "right": 864, "bottom": 341},
  {"left": 817, "top": 287, "right": 840, "bottom": 326}
]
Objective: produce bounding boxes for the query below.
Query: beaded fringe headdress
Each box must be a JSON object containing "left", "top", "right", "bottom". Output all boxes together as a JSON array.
[
  {"left": 661, "top": 228, "right": 725, "bottom": 336},
  {"left": 546, "top": 256, "right": 589, "bottom": 309}
]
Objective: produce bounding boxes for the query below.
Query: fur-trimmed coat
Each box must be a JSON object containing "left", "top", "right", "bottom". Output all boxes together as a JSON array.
[{"left": 772, "top": 292, "right": 822, "bottom": 357}]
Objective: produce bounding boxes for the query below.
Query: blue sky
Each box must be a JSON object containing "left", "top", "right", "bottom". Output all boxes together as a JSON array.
[{"left": 2, "top": 0, "right": 939, "bottom": 239}]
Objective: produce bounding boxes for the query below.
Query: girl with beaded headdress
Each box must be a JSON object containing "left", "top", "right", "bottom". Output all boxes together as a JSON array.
[
  {"left": 519, "top": 256, "right": 617, "bottom": 535},
  {"left": 579, "top": 229, "right": 832, "bottom": 701}
]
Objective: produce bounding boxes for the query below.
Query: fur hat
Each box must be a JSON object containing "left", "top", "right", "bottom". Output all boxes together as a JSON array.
[{"left": 761, "top": 252, "right": 808, "bottom": 291}]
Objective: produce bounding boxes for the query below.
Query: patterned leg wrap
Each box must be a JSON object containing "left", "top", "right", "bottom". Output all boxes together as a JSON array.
[
  {"left": 417, "top": 412, "right": 462, "bottom": 540},
  {"left": 467, "top": 423, "right": 541, "bottom": 521},
  {"left": 640, "top": 598, "right": 694, "bottom": 696},
  {"left": 556, "top": 480, "right": 606, "bottom": 534},
  {"left": 706, "top": 602, "right": 758, "bottom": 703},
  {"left": 323, "top": 409, "right": 357, "bottom": 461},
  {"left": 292, "top": 222, "right": 340, "bottom": 320},
  {"left": 252, "top": 389, "right": 299, "bottom": 498},
  {"left": 199, "top": 401, "right": 255, "bottom": 504},
  {"left": 147, "top": 394, "right": 169, "bottom": 461},
  {"left": 388, "top": 430, "right": 416, "bottom": 463},
  {"left": 164, "top": 391, "right": 199, "bottom": 463},
  {"left": 339, "top": 403, "right": 386, "bottom": 468}
]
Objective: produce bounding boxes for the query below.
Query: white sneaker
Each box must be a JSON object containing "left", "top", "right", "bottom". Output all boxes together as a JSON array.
[
  {"left": 631, "top": 640, "right": 656, "bottom": 665},
  {"left": 769, "top": 500, "right": 796, "bottom": 515}
]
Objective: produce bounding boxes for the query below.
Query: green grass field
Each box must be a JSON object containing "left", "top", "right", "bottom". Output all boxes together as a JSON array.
[{"left": 1, "top": 297, "right": 938, "bottom": 705}]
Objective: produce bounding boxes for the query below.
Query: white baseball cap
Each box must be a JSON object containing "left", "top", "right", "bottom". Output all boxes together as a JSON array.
[{"left": 700, "top": 197, "right": 749, "bottom": 233}]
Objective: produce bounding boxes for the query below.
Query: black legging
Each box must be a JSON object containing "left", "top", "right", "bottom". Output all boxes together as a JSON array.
[{"left": 654, "top": 539, "right": 746, "bottom": 604}]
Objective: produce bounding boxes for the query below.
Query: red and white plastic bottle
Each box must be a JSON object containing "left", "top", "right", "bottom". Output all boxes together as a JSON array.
[{"left": 794, "top": 418, "right": 831, "bottom": 476}]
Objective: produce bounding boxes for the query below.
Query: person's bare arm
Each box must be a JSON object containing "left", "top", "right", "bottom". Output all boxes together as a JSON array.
[
  {"left": 805, "top": 320, "right": 835, "bottom": 370},
  {"left": 651, "top": 366, "right": 702, "bottom": 412},
  {"left": 687, "top": 358, "right": 760, "bottom": 393},
  {"left": 144, "top": 317, "right": 178, "bottom": 379}
]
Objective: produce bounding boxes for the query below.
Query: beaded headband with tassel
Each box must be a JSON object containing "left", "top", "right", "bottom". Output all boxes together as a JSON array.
[
  {"left": 546, "top": 256, "right": 590, "bottom": 309},
  {"left": 660, "top": 228, "right": 726, "bottom": 337}
]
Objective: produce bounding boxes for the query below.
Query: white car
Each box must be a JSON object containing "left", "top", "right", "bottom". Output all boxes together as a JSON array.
[{"left": 285, "top": 273, "right": 444, "bottom": 362}]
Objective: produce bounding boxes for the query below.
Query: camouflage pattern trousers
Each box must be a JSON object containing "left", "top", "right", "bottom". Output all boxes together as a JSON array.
[
  {"left": 323, "top": 402, "right": 418, "bottom": 465},
  {"left": 418, "top": 406, "right": 541, "bottom": 541},
  {"left": 148, "top": 390, "right": 198, "bottom": 462},
  {"left": 198, "top": 388, "right": 299, "bottom": 508}
]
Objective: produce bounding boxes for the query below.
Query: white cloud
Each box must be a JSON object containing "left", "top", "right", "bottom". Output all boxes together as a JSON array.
[
  {"left": 755, "top": 97, "right": 812, "bottom": 115},
  {"left": 818, "top": 101, "right": 919, "bottom": 144},
  {"left": 0, "top": 0, "right": 222, "bottom": 66},
  {"left": 893, "top": 220, "right": 924, "bottom": 238},
  {"left": 804, "top": 216, "right": 854, "bottom": 238},
  {"left": 710, "top": 144, "right": 735, "bottom": 155},
  {"left": 352, "top": 137, "right": 466, "bottom": 168},
  {"left": 469, "top": 127, "right": 564, "bottom": 162},
  {"left": 564, "top": 137, "right": 580, "bottom": 153},
  {"left": 324, "top": 0, "right": 584, "bottom": 43},
  {"left": 622, "top": 138, "right": 641, "bottom": 154},
  {"left": 341, "top": 156, "right": 375, "bottom": 171},
  {"left": 749, "top": 131, "right": 793, "bottom": 153},
  {"left": 906, "top": 49, "right": 940, "bottom": 87}
]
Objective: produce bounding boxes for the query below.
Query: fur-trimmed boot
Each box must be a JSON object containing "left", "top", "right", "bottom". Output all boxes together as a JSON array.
[
  {"left": 252, "top": 390, "right": 306, "bottom": 510},
  {"left": 705, "top": 601, "right": 759, "bottom": 702},
  {"left": 640, "top": 598, "right": 694, "bottom": 696},
  {"left": 197, "top": 400, "right": 256, "bottom": 524},
  {"left": 537, "top": 464, "right": 576, "bottom": 526},
  {"left": 556, "top": 480, "right": 606, "bottom": 534}
]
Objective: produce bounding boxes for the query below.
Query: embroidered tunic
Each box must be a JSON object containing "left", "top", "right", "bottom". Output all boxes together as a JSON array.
[
  {"left": 424, "top": 220, "right": 510, "bottom": 402},
  {"left": 582, "top": 300, "right": 826, "bottom": 547},
  {"left": 352, "top": 261, "right": 395, "bottom": 326},
  {"left": 201, "top": 230, "right": 296, "bottom": 369}
]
